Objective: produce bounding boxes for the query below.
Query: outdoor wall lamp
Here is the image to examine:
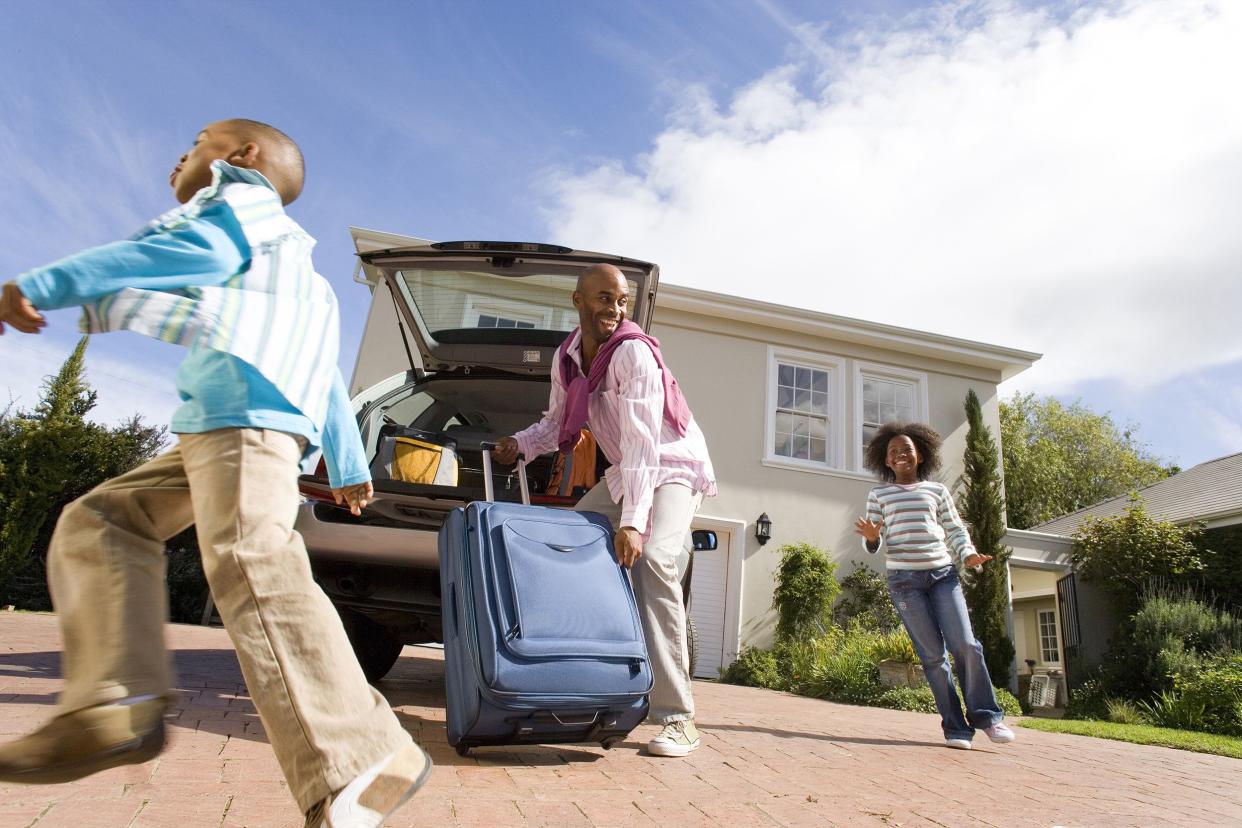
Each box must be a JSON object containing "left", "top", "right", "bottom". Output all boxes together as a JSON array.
[{"left": 755, "top": 512, "right": 772, "bottom": 545}]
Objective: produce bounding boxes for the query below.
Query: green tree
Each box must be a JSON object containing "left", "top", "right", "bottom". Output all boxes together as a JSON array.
[
  {"left": 0, "top": 338, "right": 166, "bottom": 599},
  {"left": 1071, "top": 498, "right": 1205, "bottom": 620},
  {"left": 958, "top": 389, "right": 1015, "bottom": 687},
  {"left": 772, "top": 542, "right": 839, "bottom": 642},
  {"left": 999, "top": 393, "right": 1173, "bottom": 530}
]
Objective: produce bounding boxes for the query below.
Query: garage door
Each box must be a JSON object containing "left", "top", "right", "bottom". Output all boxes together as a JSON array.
[{"left": 688, "top": 528, "right": 731, "bottom": 678}]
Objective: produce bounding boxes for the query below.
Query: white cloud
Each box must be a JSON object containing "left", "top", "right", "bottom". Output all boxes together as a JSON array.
[{"left": 542, "top": 0, "right": 1242, "bottom": 392}]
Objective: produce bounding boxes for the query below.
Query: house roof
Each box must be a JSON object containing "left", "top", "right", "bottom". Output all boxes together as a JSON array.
[
  {"left": 656, "top": 284, "right": 1041, "bottom": 382},
  {"left": 1031, "top": 451, "right": 1242, "bottom": 536}
]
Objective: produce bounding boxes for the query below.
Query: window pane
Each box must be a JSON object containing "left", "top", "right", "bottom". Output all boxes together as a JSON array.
[
  {"left": 795, "top": 366, "right": 811, "bottom": 390},
  {"left": 896, "top": 384, "right": 913, "bottom": 410},
  {"left": 812, "top": 371, "right": 828, "bottom": 393},
  {"left": 808, "top": 417, "right": 826, "bottom": 440},
  {"left": 777, "top": 386, "right": 793, "bottom": 409},
  {"left": 863, "top": 379, "right": 877, "bottom": 403},
  {"left": 778, "top": 364, "right": 794, "bottom": 386},
  {"left": 775, "top": 411, "right": 792, "bottom": 434},
  {"left": 809, "top": 438, "right": 826, "bottom": 462},
  {"left": 794, "top": 387, "right": 810, "bottom": 412},
  {"left": 862, "top": 424, "right": 877, "bottom": 451},
  {"left": 793, "top": 435, "right": 809, "bottom": 459},
  {"left": 864, "top": 399, "right": 879, "bottom": 424},
  {"left": 880, "top": 381, "right": 895, "bottom": 407},
  {"left": 811, "top": 391, "right": 827, "bottom": 415}
]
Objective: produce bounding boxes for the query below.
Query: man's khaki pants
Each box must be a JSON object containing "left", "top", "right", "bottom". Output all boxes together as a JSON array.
[
  {"left": 46, "top": 428, "right": 411, "bottom": 811},
  {"left": 575, "top": 481, "right": 700, "bottom": 724}
]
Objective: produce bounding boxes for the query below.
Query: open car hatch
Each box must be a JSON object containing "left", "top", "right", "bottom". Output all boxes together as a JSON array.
[{"left": 350, "top": 228, "right": 659, "bottom": 376}]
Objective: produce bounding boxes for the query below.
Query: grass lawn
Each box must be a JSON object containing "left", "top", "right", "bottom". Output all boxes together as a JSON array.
[{"left": 1018, "top": 717, "right": 1242, "bottom": 759}]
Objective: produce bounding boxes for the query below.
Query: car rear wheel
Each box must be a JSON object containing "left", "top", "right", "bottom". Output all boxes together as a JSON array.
[{"left": 338, "top": 608, "right": 404, "bottom": 684}]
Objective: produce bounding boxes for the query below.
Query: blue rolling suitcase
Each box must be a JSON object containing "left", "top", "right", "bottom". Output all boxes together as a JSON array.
[{"left": 438, "top": 444, "right": 652, "bottom": 756}]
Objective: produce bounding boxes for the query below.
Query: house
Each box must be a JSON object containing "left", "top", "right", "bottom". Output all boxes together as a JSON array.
[
  {"left": 1003, "top": 451, "right": 1242, "bottom": 697},
  {"left": 649, "top": 286, "right": 1038, "bottom": 677},
  {"left": 342, "top": 229, "right": 1042, "bottom": 679}
]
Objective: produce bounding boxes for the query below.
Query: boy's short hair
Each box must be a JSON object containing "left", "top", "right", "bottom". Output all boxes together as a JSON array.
[
  {"left": 221, "top": 118, "right": 305, "bottom": 204},
  {"left": 862, "top": 421, "right": 943, "bottom": 482}
]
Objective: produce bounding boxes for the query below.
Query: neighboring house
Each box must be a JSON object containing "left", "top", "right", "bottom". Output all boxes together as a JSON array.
[
  {"left": 650, "top": 286, "right": 1037, "bottom": 677},
  {"left": 1002, "top": 451, "right": 1242, "bottom": 699}
]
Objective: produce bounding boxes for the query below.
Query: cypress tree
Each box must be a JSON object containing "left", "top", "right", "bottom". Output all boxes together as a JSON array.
[{"left": 959, "top": 388, "right": 1015, "bottom": 687}]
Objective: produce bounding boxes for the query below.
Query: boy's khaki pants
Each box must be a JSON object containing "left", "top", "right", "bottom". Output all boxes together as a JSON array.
[
  {"left": 46, "top": 428, "right": 411, "bottom": 811},
  {"left": 575, "top": 481, "right": 701, "bottom": 724}
]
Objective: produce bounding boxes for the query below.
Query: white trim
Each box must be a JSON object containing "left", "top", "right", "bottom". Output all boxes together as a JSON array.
[
  {"left": 461, "top": 294, "right": 554, "bottom": 329},
  {"left": 691, "top": 514, "right": 747, "bottom": 668},
  {"left": 764, "top": 345, "right": 846, "bottom": 472},
  {"left": 852, "top": 361, "right": 930, "bottom": 472},
  {"left": 1038, "top": 608, "right": 1061, "bottom": 664},
  {"left": 1011, "top": 588, "right": 1056, "bottom": 600},
  {"left": 760, "top": 459, "right": 875, "bottom": 482},
  {"left": 657, "top": 283, "right": 1041, "bottom": 382}
]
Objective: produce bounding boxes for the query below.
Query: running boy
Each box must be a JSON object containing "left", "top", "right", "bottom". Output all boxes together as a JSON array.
[
  {"left": 854, "top": 422, "right": 1016, "bottom": 750},
  {"left": 0, "top": 119, "right": 429, "bottom": 828}
]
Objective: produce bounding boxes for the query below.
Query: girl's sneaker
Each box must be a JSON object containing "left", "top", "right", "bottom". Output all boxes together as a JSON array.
[
  {"left": 984, "top": 722, "right": 1016, "bottom": 743},
  {"left": 944, "top": 737, "right": 972, "bottom": 750}
]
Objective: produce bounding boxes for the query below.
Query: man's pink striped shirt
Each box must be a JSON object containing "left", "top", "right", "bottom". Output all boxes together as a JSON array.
[{"left": 514, "top": 329, "right": 716, "bottom": 536}]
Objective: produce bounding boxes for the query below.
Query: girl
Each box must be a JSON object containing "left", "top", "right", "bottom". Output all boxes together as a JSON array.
[{"left": 854, "top": 422, "right": 1015, "bottom": 750}]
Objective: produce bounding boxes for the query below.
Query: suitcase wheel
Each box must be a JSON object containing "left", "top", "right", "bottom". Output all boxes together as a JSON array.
[
  {"left": 601, "top": 737, "right": 621, "bottom": 750},
  {"left": 455, "top": 743, "right": 471, "bottom": 757}
]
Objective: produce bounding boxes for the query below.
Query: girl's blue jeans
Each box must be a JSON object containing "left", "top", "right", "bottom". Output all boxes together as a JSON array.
[{"left": 886, "top": 565, "right": 1004, "bottom": 741}]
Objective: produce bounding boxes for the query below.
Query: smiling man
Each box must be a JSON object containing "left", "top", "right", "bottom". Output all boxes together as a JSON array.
[{"left": 494, "top": 262, "right": 717, "bottom": 757}]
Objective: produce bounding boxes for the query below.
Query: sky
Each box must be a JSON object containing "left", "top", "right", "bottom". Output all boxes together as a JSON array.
[{"left": 1, "top": 0, "right": 1238, "bottom": 470}]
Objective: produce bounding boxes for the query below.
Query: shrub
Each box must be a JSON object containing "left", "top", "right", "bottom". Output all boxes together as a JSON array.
[
  {"left": 1173, "top": 654, "right": 1242, "bottom": 736},
  {"left": 1121, "top": 588, "right": 1242, "bottom": 698},
  {"left": 994, "top": 687, "right": 1023, "bottom": 717},
  {"left": 1137, "top": 691, "right": 1207, "bottom": 732},
  {"left": 1106, "top": 698, "right": 1148, "bottom": 726},
  {"left": 802, "top": 626, "right": 882, "bottom": 705},
  {"left": 875, "top": 685, "right": 938, "bottom": 714},
  {"left": 1065, "top": 674, "right": 1110, "bottom": 720},
  {"left": 868, "top": 627, "right": 918, "bottom": 665},
  {"left": 720, "top": 647, "right": 782, "bottom": 690},
  {"left": 834, "top": 562, "right": 901, "bottom": 633},
  {"left": 772, "top": 543, "right": 839, "bottom": 642}
]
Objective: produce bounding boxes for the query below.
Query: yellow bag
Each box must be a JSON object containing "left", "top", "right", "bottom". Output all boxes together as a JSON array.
[
  {"left": 370, "top": 426, "right": 459, "bottom": 486},
  {"left": 391, "top": 436, "right": 459, "bottom": 485}
]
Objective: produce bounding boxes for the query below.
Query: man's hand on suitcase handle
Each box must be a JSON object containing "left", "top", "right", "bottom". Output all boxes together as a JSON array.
[
  {"left": 492, "top": 437, "right": 521, "bottom": 465},
  {"left": 616, "top": 527, "right": 643, "bottom": 569}
]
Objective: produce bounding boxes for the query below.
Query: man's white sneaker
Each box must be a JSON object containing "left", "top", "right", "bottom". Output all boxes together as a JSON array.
[
  {"left": 647, "top": 720, "right": 701, "bottom": 757},
  {"left": 303, "top": 743, "right": 432, "bottom": 828},
  {"left": 945, "top": 737, "right": 972, "bottom": 750}
]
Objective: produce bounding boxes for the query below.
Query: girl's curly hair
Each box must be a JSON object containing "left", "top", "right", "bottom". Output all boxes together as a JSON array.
[{"left": 862, "top": 422, "right": 943, "bottom": 482}]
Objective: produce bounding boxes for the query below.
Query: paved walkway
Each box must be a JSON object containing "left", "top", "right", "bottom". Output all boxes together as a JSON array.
[{"left": 1, "top": 612, "right": 1239, "bottom": 828}]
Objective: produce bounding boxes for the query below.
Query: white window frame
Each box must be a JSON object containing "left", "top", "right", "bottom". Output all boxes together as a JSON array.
[
  {"left": 1038, "top": 609, "right": 1060, "bottom": 664},
  {"left": 764, "top": 346, "right": 846, "bottom": 473},
  {"left": 852, "top": 361, "right": 929, "bottom": 473},
  {"left": 461, "top": 294, "right": 553, "bottom": 329}
]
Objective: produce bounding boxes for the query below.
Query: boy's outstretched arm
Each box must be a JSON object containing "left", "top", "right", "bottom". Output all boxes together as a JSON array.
[
  {"left": 321, "top": 370, "right": 373, "bottom": 516},
  {"left": 11, "top": 201, "right": 247, "bottom": 315},
  {"left": 0, "top": 281, "right": 46, "bottom": 334}
]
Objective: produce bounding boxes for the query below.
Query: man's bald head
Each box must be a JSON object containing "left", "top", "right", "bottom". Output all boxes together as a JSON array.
[
  {"left": 575, "top": 263, "right": 627, "bottom": 294},
  {"left": 573, "top": 263, "right": 631, "bottom": 347},
  {"left": 218, "top": 118, "right": 305, "bottom": 204}
]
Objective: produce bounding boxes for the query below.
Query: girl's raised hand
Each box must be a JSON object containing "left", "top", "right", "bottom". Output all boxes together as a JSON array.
[{"left": 853, "top": 517, "right": 883, "bottom": 542}]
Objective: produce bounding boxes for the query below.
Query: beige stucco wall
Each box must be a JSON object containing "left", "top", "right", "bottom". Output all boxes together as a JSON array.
[
  {"left": 1010, "top": 566, "right": 1061, "bottom": 596},
  {"left": 1014, "top": 597, "right": 1061, "bottom": 671},
  {"left": 651, "top": 306, "right": 1009, "bottom": 650}
]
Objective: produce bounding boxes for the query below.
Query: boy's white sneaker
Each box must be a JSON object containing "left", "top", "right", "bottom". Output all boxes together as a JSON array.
[
  {"left": 647, "top": 720, "right": 701, "bottom": 757},
  {"left": 304, "top": 743, "right": 431, "bottom": 828}
]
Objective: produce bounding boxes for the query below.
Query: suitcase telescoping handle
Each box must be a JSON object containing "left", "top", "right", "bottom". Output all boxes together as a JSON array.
[{"left": 479, "top": 441, "right": 531, "bottom": 506}]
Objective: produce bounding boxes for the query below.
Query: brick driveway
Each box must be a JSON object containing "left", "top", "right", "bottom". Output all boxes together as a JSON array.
[{"left": 1, "top": 612, "right": 1239, "bottom": 828}]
